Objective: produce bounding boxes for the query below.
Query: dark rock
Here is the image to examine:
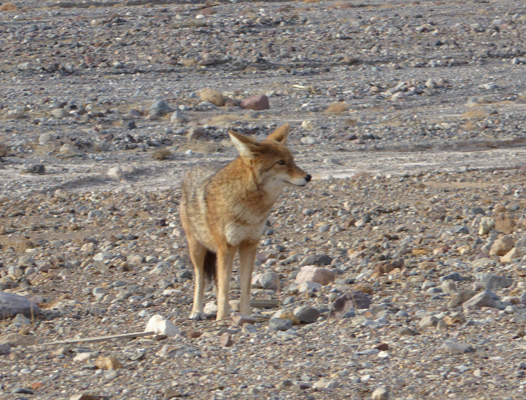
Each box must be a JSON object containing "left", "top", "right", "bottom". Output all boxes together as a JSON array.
[
  {"left": 329, "top": 291, "right": 372, "bottom": 319},
  {"left": 0, "top": 292, "right": 40, "bottom": 319},
  {"left": 293, "top": 305, "right": 320, "bottom": 323},
  {"left": 300, "top": 254, "right": 333, "bottom": 267},
  {"left": 269, "top": 318, "right": 293, "bottom": 331}
]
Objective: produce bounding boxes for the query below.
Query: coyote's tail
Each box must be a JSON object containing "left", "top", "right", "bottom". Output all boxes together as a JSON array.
[{"left": 204, "top": 250, "right": 217, "bottom": 284}]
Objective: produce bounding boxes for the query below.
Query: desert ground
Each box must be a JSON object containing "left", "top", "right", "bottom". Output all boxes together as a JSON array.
[{"left": 2, "top": 0, "right": 526, "bottom": 399}]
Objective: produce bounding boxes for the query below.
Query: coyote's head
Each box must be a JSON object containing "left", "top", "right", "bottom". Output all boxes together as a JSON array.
[{"left": 229, "top": 124, "right": 311, "bottom": 193}]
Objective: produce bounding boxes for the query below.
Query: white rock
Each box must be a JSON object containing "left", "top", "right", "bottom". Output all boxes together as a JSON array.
[
  {"left": 301, "top": 120, "right": 316, "bottom": 129},
  {"left": 74, "top": 352, "right": 97, "bottom": 362},
  {"left": 204, "top": 301, "right": 218, "bottom": 315},
  {"left": 372, "top": 387, "right": 389, "bottom": 400},
  {"left": 39, "top": 133, "right": 55, "bottom": 145},
  {"left": 145, "top": 315, "right": 179, "bottom": 337},
  {"left": 107, "top": 166, "right": 124, "bottom": 181}
]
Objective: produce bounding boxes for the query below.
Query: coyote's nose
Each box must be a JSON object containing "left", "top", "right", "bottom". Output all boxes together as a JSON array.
[{"left": 305, "top": 174, "right": 312, "bottom": 182}]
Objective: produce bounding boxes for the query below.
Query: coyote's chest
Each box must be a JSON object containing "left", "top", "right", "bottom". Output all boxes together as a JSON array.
[{"left": 223, "top": 205, "right": 268, "bottom": 246}]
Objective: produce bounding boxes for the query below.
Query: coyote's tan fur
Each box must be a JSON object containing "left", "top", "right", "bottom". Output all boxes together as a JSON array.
[{"left": 180, "top": 124, "right": 311, "bottom": 320}]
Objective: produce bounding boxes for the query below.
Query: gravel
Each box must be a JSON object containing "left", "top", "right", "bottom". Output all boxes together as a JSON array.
[{"left": 2, "top": 0, "right": 526, "bottom": 398}]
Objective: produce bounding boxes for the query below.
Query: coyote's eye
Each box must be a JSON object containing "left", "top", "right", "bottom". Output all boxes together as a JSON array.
[{"left": 276, "top": 160, "right": 286, "bottom": 165}]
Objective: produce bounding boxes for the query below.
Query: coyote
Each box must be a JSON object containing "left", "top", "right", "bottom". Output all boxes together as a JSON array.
[{"left": 180, "top": 124, "right": 311, "bottom": 320}]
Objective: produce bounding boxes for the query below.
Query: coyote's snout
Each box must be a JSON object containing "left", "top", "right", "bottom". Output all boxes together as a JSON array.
[{"left": 180, "top": 124, "right": 311, "bottom": 320}]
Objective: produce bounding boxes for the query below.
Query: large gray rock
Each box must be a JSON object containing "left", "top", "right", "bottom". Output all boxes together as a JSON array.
[
  {"left": 269, "top": 318, "right": 293, "bottom": 331},
  {"left": 0, "top": 292, "right": 40, "bottom": 319},
  {"left": 253, "top": 272, "right": 280, "bottom": 291},
  {"left": 476, "top": 273, "right": 514, "bottom": 291},
  {"left": 149, "top": 100, "right": 174, "bottom": 116},
  {"left": 463, "top": 290, "right": 498, "bottom": 311},
  {"left": 293, "top": 305, "right": 320, "bottom": 324}
]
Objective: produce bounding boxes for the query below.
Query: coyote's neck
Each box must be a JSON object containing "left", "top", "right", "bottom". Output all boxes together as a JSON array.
[{"left": 219, "top": 159, "right": 283, "bottom": 216}]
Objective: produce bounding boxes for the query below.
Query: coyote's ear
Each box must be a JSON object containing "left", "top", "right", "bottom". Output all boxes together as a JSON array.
[
  {"left": 266, "top": 123, "right": 289, "bottom": 144},
  {"left": 229, "top": 131, "right": 258, "bottom": 161}
]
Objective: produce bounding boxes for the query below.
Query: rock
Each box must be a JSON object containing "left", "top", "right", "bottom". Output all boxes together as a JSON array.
[
  {"left": 439, "top": 340, "right": 474, "bottom": 354},
  {"left": 477, "top": 273, "right": 514, "bottom": 290},
  {"left": 0, "top": 142, "right": 7, "bottom": 157},
  {"left": 443, "top": 312, "right": 466, "bottom": 325},
  {"left": 448, "top": 290, "right": 477, "bottom": 308},
  {"left": 11, "top": 313, "right": 31, "bottom": 326},
  {"left": 300, "top": 137, "right": 318, "bottom": 145},
  {"left": 0, "top": 333, "right": 37, "bottom": 347},
  {"left": 501, "top": 247, "right": 523, "bottom": 262},
  {"left": 163, "top": 387, "right": 183, "bottom": 399},
  {"left": 313, "top": 378, "right": 339, "bottom": 389},
  {"left": 0, "top": 292, "right": 40, "bottom": 319},
  {"left": 219, "top": 332, "right": 233, "bottom": 347},
  {"left": 371, "top": 387, "right": 389, "bottom": 400},
  {"left": 295, "top": 266, "right": 335, "bottom": 286},
  {"left": 272, "top": 309, "right": 300, "bottom": 325},
  {"left": 440, "top": 272, "right": 464, "bottom": 282},
  {"left": 398, "top": 327, "right": 420, "bottom": 336},
  {"left": 149, "top": 100, "right": 173, "bottom": 116},
  {"left": 199, "top": 88, "right": 224, "bottom": 107},
  {"left": 293, "top": 305, "right": 320, "bottom": 323},
  {"left": 95, "top": 355, "right": 122, "bottom": 370},
  {"left": 489, "top": 235, "right": 515, "bottom": 256},
  {"left": 298, "top": 281, "right": 322, "bottom": 293},
  {"left": 240, "top": 95, "right": 269, "bottom": 110},
  {"left": 470, "top": 258, "right": 496, "bottom": 270},
  {"left": 494, "top": 213, "right": 515, "bottom": 234},
  {"left": 186, "top": 127, "right": 207, "bottom": 140},
  {"left": 51, "top": 108, "right": 70, "bottom": 118},
  {"left": 107, "top": 167, "right": 124, "bottom": 181},
  {"left": 479, "top": 217, "right": 495, "bottom": 235},
  {"left": 170, "top": 110, "right": 187, "bottom": 124},
  {"left": 329, "top": 291, "right": 372, "bottom": 320},
  {"left": 59, "top": 143, "right": 78, "bottom": 156},
  {"left": 371, "top": 261, "right": 399, "bottom": 278},
  {"left": 204, "top": 301, "right": 218, "bottom": 316},
  {"left": 195, "top": 101, "right": 217, "bottom": 111},
  {"left": 230, "top": 313, "right": 258, "bottom": 326},
  {"left": 515, "top": 235, "right": 526, "bottom": 252},
  {"left": 441, "top": 280, "right": 457, "bottom": 294},
  {"left": 300, "top": 254, "right": 333, "bottom": 267},
  {"left": 269, "top": 318, "right": 293, "bottom": 331},
  {"left": 0, "top": 344, "right": 11, "bottom": 355},
  {"left": 145, "top": 315, "right": 179, "bottom": 337},
  {"left": 462, "top": 290, "right": 497, "bottom": 310},
  {"left": 253, "top": 272, "right": 280, "bottom": 290},
  {"left": 301, "top": 120, "right": 316, "bottom": 130},
  {"left": 418, "top": 315, "right": 439, "bottom": 328},
  {"left": 39, "top": 133, "right": 55, "bottom": 145}
]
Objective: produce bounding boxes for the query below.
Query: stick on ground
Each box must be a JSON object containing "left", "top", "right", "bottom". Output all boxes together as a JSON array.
[{"left": 41, "top": 331, "right": 156, "bottom": 345}]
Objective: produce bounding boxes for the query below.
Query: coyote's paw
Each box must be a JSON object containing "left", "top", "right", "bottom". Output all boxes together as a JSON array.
[{"left": 189, "top": 311, "right": 207, "bottom": 321}]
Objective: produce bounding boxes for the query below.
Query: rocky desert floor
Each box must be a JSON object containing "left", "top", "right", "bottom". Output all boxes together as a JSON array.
[{"left": 2, "top": 0, "right": 526, "bottom": 398}]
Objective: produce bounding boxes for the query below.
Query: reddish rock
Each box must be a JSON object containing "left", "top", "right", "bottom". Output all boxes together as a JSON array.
[
  {"left": 185, "top": 330, "right": 202, "bottom": 339},
  {"left": 240, "top": 94, "right": 269, "bottom": 110},
  {"left": 295, "top": 266, "right": 335, "bottom": 286},
  {"left": 220, "top": 332, "right": 233, "bottom": 347}
]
